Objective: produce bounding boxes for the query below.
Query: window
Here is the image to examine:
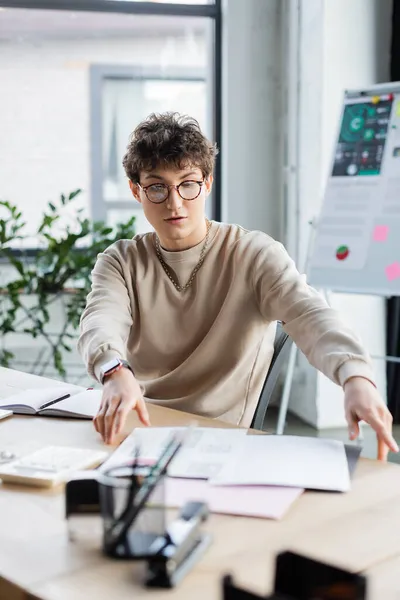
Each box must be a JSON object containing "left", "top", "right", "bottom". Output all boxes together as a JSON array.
[{"left": 0, "top": 1, "right": 221, "bottom": 241}]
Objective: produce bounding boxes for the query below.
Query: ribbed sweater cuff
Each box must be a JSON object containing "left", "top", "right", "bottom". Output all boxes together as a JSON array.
[{"left": 337, "top": 359, "right": 377, "bottom": 389}]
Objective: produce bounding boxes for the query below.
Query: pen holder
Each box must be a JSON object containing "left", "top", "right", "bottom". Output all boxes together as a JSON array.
[{"left": 98, "top": 464, "right": 166, "bottom": 560}]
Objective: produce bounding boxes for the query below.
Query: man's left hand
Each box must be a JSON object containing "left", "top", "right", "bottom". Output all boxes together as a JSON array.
[{"left": 344, "top": 376, "right": 399, "bottom": 461}]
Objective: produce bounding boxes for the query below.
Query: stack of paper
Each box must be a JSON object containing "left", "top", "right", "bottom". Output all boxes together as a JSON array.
[
  {"left": 103, "top": 428, "right": 352, "bottom": 520},
  {"left": 102, "top": 427, "right": 301, "bottom": 520}
]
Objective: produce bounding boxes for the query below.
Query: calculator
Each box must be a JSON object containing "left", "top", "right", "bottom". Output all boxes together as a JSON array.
[{"left": 0, "top": 445, "right": 108, "bottom": 488}]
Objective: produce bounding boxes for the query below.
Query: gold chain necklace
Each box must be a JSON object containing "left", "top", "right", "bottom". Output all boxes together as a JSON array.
[{"left": 155, "top": 220, "right": 211, "bottom": 292}]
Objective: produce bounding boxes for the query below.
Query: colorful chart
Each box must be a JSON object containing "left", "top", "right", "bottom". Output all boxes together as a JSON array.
[{"left": 332, "top": 99, "right": 393, "bottom": 177}]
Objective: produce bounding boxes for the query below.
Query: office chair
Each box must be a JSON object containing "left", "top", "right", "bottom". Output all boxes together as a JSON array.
[{"left": 250, "top": 321, "right": 293, "bottom": 431}]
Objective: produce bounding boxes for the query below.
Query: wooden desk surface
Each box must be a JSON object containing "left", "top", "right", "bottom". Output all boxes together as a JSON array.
[{"left": 1, "top": 404, "right": 400, "bottom": 599}]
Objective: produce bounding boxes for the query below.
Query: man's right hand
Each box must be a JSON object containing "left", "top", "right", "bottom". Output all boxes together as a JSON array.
[{"left": 94, "top": 368, "right": 150, "bottom": 445}]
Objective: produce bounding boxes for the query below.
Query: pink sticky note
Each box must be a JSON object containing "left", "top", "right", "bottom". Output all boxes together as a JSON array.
[
  {"left": 373, "top": 225, "right": 389, "bottom": 242},
  {"left": 385, "top": 262, "right": 400, "bottom": 282}
]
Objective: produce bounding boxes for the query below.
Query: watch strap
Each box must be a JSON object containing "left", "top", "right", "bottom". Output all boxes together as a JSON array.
[{"left": 101, "top": 359, "right": 134, "bottom": 384}]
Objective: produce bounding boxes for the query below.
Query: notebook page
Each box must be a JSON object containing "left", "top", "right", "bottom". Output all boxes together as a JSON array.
[
  {"left": 0, "top": 386, "right": 74, "bottom": 412},
  {"left": 41, "top": 389, "right": 102, "bottom": 418}
]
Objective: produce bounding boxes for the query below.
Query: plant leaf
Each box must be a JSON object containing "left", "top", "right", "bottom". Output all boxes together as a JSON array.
[{"left": 68, "top": 189, "right": 82, "bottom": 201}]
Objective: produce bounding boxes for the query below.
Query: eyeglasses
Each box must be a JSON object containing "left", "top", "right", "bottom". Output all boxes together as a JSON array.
[{"left": 138, "top": 180, "right": 204, "bottom": 204}]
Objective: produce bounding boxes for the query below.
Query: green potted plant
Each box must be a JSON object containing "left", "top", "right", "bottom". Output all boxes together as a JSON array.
[{"left": 0, "top": 190, "right": 135, "bottom": 378}]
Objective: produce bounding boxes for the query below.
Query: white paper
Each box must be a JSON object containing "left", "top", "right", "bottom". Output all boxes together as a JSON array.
[
  {"left": 310, "top": 92, "right": 399, "bottom": 272},
  {"left": 101, "top": 427, "right": 247, "bottom": 480},
  {"left": 309, "top": 180, "right": 375, "bottom": 271},
  {"left": 210, "top": 435, "right": 350, "bottom": 493}
]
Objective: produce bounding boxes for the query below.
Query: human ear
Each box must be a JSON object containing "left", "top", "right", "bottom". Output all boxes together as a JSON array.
[
  {"left": 129, "top": 180, "right": 142, "bottom": 204},
  {"left": 205, "top": 175, "right": 213, "bottom": 195}
]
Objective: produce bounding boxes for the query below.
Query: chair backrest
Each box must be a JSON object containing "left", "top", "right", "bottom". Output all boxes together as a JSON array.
[{"left": 250, "top": 322, "right": 293, "bottom": 431}]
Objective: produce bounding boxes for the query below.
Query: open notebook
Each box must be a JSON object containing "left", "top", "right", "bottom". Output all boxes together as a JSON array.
[{"left": 0, "top": 386, "right": 102, "bottom": 419}]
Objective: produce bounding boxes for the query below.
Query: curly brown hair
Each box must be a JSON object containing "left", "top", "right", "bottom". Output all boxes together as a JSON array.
[{"left": 122, "top": 112, "right": 218, "bottom": 183}]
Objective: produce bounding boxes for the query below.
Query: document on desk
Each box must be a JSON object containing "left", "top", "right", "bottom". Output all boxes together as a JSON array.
[
  {"left": 165, "top": 478, "right": 304, "bottom": 520},
  {"left": 102, "top": 427, "right": 247, "bottom": 479},
  {"left": 210, "top": 435, "right": 351, "bottom": 493}
]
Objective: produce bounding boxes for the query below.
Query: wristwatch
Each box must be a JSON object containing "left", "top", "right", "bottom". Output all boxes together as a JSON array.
[{"left": 99, "top": 358, "right": 134, "bottom": 384}]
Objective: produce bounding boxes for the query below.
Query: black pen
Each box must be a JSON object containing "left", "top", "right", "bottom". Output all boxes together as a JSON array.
[{"left": 39, "top": 394, "right": 70, "bottom": 410}]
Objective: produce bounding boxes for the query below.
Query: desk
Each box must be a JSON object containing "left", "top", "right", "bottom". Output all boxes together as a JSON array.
[{"left": 1, "top": 408, "right": 400, "bottom": 598}]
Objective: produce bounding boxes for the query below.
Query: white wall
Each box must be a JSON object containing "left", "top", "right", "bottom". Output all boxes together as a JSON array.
[{"left": 221, "top": 0, "right": 283, "bottom": 240}]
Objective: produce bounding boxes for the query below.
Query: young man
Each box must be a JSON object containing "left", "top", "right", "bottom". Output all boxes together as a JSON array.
[{"left": 79, "top": 112, "right": 397, "bottom": 460}]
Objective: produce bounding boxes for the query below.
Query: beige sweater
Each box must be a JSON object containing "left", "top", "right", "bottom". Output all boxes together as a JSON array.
[{"left": 78, "top": 221, "right": 375, "bottom": 427}]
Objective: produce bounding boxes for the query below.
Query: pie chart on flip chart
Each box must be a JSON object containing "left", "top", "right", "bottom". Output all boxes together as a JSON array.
[{"left": 336, "top": 245, "right": 350, "bottom": 261}]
